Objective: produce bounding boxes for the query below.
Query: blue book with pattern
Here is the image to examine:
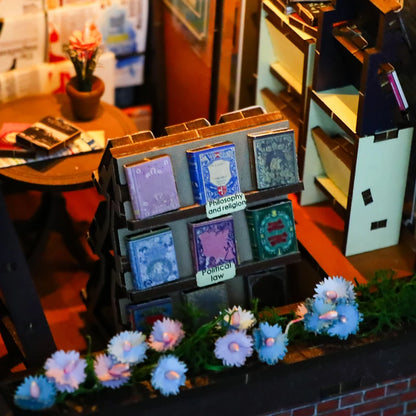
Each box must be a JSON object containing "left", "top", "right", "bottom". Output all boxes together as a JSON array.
[
  {"left": 248, "top": 129, "right": 299, "bottom": 189},
  {"left": 126, "top": 227, "right": 179, "bottom": 290},
  {"left": 186, "top": 141, "right": 240, "bottom": 205}
]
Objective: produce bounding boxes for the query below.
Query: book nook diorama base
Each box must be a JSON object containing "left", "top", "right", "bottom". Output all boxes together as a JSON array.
[
  {"left": 3, "top": 105, "right": 416, "bottom": 414},
  {"left": 5, "top": 271, "right": 416, "bottom": 415}
]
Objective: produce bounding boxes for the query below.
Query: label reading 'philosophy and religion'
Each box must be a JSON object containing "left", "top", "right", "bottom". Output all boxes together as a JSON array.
[
  {"left": 196, "top": 262, "right": 236, "bottom": 287},
  {"left": 206, "top": 192, "right": 246, "bottom": 219}
]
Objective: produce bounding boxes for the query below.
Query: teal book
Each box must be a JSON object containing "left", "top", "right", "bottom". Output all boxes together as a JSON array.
[{"left": 245, "top": 200, "right": 298, "bottom": 260}]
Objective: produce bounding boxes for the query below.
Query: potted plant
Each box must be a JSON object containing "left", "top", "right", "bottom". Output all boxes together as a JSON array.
[{"left": 63, "top": 22, "right": 104, "bottom": 121}]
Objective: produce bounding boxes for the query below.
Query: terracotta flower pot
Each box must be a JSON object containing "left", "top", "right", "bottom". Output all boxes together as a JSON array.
[{"left": 65, "top": 76, "right": 105, "bottom": 121}]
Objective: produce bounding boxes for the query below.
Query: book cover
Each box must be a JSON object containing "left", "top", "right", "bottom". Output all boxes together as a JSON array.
[
  {"left": 186, "top": 141, "right": 240, "bottom": 205},
  {"left": 188, "top": 215, "right": 238, "bottom": 272},
  {"left": 183, "top": 284, "right": 229, "bottom": 325},
  {"left": 248, "top": 129, "right": 299, "bottom": 189},
  {"left": 127, "top": 297, "right": 173, "bottom": 331},
  {"left": 0, "top": 122, "right": 34, "bottom": 157},
  {"left": 126, "top": 227, "right": 180, "bottom": 290},
  {"left": 16, "top": 115, "right": 81, "bottom": 154},
  {"left": 124, "top": 155, "right": 180, "bottom": 220},
  {"left": 245, "top": 200, "right": 298, "bottom": 260}
]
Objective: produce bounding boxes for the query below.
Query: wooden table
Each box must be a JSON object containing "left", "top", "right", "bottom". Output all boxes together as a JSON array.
[
  {"left": 0, "top": 93, "right": 137, "bottom": 267},
  {"left": 0, "top": 94, "right": 137, "bottom": 190},
  {"left": 0, "top": 94, "right": 137, "bottom": 369}
]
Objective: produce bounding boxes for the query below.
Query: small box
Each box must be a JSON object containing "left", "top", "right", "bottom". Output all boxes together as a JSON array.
[
  {"left": 245, "top": 200, "right": 298, "bottom": 260},
  {"left": 248, "top": 129, "right": 299, "bottom": 190},
  {"left": 188, "top": 215, "right": 238, "bottom": 272},
  {"left": 126, "top": 227, "right": 180, "bottom": 290},
  {"left": 186, "top": 141, "right": 240, "bottom": 205}
]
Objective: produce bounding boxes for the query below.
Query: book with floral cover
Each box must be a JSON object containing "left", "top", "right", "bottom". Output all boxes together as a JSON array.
[
  {"left": 248, "top": 128, "right": 299, "bottom": 190},
  {"left": 124, "top": 154, "right": 180, "bottom": 220},
  {"left": 188, "top": 215, "right": 238, "bottom": 272},
  {"left": 126, "top": 227, "right": 180, "bottom": 290}
]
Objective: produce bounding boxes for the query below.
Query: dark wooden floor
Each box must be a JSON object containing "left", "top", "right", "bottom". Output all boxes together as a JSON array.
[{"left": 1, "top": 188, "right": 106, "bottom": 372}]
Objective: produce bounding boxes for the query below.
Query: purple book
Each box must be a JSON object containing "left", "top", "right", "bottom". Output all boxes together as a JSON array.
[
  {"left": 188, "top": 215, "right": 238, "bottom": 272},
  {"left": 124, "top": 155, "right": 180, "bottom": 220}
]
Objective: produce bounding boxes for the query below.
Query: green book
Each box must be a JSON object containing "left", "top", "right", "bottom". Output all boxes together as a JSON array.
[{"left": 245, "top": 200, "right": 298, "bottom": 260}]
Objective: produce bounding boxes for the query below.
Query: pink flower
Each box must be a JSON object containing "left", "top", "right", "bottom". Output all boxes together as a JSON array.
[
  {"left": 69, "top": 22, "right": 102, "bottom": 54},
  {"left": 148, "top": 318, "right": 185, "bottom": 352},
  {"left": 94, "top": 354, "right": 130, "bottom": 389}
]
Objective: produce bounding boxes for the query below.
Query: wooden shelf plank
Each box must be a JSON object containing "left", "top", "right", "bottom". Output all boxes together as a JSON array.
[{"left": 128, "top": 251, "right": 302, "bottom": 303}]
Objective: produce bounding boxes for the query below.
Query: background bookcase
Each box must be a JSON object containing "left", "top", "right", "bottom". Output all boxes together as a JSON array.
[
  {"left": 255, "top": 0, "right": 317, "bottom": 131},
  {"left": 86, "top": 108, "right": 304, "bottom": 333},
  {"left": 297, "top": 0, "right": 414, "bottom": 256}
]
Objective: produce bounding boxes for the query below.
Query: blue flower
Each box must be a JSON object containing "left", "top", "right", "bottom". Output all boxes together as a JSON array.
[
  {"left": 327, "top": 303, "right": 363, "bottom": 340},
  {"left": 148, "top": 318, "right": 185, "bottom": 352},
  {"left": 214, "top": 331, "right": 253, "bottom": 367},
  {"left": 314, "top": 276, "right": 356, "bottom": 302},
  {"left": 94, "top": 353, "right": 130, "bottom": 389},
  {"left": 107, "top": 330, "right": 148, "bottom": 364},
  {"left": 44, "top": 350, "right": 86, "bottom": 393},
  {"left": 151, "top": 355, "right": 187, "bottom": 396},
  {"left": 219, "top": 306, "right": 256, "bottom": 331},
  {"left": 14, "top": 375, "right": 56, "bottom": 411},
  {"left": 303, "top": 297, "right": 336, "bottom": 335},
  {"left": 253, "top": 322, "right": 288, "bottom": 365}
]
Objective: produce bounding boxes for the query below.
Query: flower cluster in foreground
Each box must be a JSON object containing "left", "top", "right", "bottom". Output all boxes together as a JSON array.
[
  {"left": 14, "top": 277, "right": 362, "bottom": 411},
  {"left": 302, "top": 276, "right": 363, "bottom": 339}
]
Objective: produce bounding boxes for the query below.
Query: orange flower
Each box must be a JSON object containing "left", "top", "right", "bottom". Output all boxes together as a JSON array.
[{"left": 69, "top": 22, "right": 102, "bottom": 53}]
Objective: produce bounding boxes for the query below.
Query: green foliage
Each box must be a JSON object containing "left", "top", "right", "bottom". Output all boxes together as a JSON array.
[{"left": 355, "top": 269, "right": 416, "bottom": 336}]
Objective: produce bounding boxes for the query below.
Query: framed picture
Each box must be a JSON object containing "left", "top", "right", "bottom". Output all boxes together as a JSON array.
[{"left": 163, "top": 0, "right": 210, "bottom": 41}]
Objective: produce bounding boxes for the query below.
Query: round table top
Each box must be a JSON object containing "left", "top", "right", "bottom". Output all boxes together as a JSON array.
[{"left": 0, "top": 94, "right": 138, "bottom": 191}]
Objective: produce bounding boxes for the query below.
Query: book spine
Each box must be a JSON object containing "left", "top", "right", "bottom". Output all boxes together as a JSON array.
[
  {"left": 127, "top": 240, "right": 143, "bottom": 290},
  {"left": 124, "top": 166, "right": 143, "bottom": 219},
  {"left": 245, "top": 209, "right": 261, "bottom": 260},
  {"left": 247, "top": 136, "right": 259, "bottom": 189},
  {"left": 188, "top": 223, "right": 199, "bottom": 273},
  {"left": 186, "top": 152, "right": 206, "bottom": 205}
]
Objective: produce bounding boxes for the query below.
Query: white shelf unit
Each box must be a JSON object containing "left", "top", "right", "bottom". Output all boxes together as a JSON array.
[
  {"left": 297, "top": 0, "right": 414, "bottom": 256},
  {"left": 299, "top": 89, "right": 413, "bottom": 256},
  {"left": 256, "top": 0, "right": 316, "bottom": 120}
]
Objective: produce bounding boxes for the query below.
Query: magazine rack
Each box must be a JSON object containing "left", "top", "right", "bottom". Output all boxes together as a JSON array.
[{"left": 86, "top": 107, "right": 304, "bottom": 333}]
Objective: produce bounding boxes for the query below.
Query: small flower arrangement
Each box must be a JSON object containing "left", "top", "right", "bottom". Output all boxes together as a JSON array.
[
  {"left": 63, "top": 21, "right": 102, "bottom": 92},
  {"left": 13, "top": 276, "right": 362, "bottom": 411}
]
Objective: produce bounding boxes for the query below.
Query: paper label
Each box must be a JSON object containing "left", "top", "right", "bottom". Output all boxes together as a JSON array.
[
  {"left": 196, "top": 262, "right": 236, "bottom": 287},
  {"left": 206, "top": 192, "right": 246, "bottom": 218}
]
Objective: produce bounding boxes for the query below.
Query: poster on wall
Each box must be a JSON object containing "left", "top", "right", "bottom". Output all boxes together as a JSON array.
[
  {"left": 0, "top": 12, "right": 46, "bottom": 73},
  {"left": 0, "top": 0, "right": 44, "bottom": 18},
  {"left": 98, "top": 0, "right": 149, "bottom": 88},
  {"left": 163, "top": 0, "right": 209, "bottom": 41}
]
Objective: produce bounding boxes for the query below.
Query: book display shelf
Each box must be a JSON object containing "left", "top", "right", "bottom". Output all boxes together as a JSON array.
[
  {"left": 255, "top": 0, "right": 317, "bottom": 131},
  {"left": 86, "top": 107, "right": 304, "bottom": 333},
  {"left": 297, "top": 0, "right": 414, "bottom": 256}
]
